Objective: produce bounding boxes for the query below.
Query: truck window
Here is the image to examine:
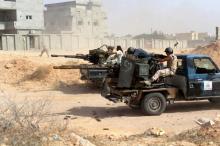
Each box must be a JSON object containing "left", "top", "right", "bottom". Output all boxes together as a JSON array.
[
  {"left": 176, "top": 59, "right": 184, "bottom": 74},
  {"left": 177, "top": 59, "right": 183, "bottom": 69},
  {"left": 193, "top": 58, "right": 217, "bottom": 74}
]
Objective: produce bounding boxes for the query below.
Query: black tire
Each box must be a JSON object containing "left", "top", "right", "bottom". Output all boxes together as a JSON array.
[
  {"left": 141, "top": 93, "right": 167, "bottom": 115},
  {"left": 209, "top": 98, "right": 220, "bottom": 104}
]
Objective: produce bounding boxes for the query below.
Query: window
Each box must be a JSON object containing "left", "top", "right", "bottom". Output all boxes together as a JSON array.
[
  {"left": 26, "top": 15, "right": 32, "bottom": 20},
  {"left": 76, "top": 11, "right": 80, "bottom": 15},
  {"left": 77, "top": 20, "right": 83, "bottom": 25},
  {"left": 4, "top": 0, "right": 16, "bottom": 1},
  {"left": 177, "top": 59, "right": 184, "bottom": 70},
  {"left": 93, "top": 21, "right": 99, "bottom": 26},
  {"left": 193, "top": 58, "right": 217, "bottom": 74},
  {"left": 176, "top": 59, "right": 185, "bottom": 74}
]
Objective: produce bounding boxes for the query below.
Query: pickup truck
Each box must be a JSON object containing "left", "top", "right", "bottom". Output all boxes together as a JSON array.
[{"left": 102, "top": 54, "right": 220, "bottom": 115}]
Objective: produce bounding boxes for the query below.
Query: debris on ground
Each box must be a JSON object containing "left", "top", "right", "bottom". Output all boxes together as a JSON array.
[
  {"left": 172, "top": 117, "right": 220, "bottom": 146},
  {"left": 87, "top": 115, "right": 220, "bottom": 146},
  {"left": 70, "top": 133, "right": 96, "bottom": 146},
  {"left": 195, "top": 117, "right": 215, "bottom": 127},
  {"left": 215, "top": 115, "right": 220, "bottom": 122},
  {"left": 4, "top": 63, "right": 14, "bottom": 69},
  {"left": 146, "top": 127, "right": 166, "bottom": 137}
]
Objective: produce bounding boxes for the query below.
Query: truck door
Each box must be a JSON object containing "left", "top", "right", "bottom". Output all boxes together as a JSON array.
[{"left": 188, "top": 57, "right": 219, "bottom": 98}]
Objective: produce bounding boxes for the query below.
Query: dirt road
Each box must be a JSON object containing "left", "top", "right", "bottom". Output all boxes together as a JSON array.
[{"left": 6, "top": 84, "right": 219, "bottom": 137}]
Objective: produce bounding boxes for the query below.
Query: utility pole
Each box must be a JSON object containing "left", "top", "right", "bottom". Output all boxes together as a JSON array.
[{"left": 216, "top": 27, "right": 219, "bottom": 40}]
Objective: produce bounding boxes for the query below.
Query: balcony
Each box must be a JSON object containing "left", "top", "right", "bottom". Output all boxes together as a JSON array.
[
  {"left": 0, "top": 0, "right": 16, "bottom": 10},
  {"left": 0, "top": 22, "right": 15, "bottom": 30}
]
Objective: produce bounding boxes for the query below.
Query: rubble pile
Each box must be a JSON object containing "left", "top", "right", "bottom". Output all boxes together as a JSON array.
[
  {"left": 173, "top": 117, "right": 220, "bottom": 146},
  {"left": 0, "top": 59, "right": 36, "bottom": 84},
  {"left": 0, "top": 58, "right": 83, "bottom": 90},
  {"left": 191, "top": 41, "right": 220, "bottom": 65}
]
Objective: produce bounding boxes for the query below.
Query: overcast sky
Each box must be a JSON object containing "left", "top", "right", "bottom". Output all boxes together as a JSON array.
[{"left": 44, "top": 0, "right": 220, "bottom": 36}]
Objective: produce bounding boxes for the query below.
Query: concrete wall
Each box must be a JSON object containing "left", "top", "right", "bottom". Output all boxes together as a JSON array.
[
  {"left": 0, "top": 34, "right": 188, "bottom": 53},
  {"left": 151, "top": 39, "right": 188, "bottom": 49}
]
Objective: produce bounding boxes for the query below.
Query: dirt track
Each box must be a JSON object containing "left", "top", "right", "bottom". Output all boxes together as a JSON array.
[
  {"left": 9, "top": 87, "right": 220, "bottom": 137},
  {"left": 0, "top": 50, "right": 220, "bottom": 145}
]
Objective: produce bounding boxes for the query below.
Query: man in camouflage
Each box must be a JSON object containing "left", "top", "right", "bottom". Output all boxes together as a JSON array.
[{"left": 144, "top": 47, "right": 177, "bottom": 86}]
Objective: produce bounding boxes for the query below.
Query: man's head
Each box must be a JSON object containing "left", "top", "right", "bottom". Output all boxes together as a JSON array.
[
  {"left": 116, "top": 45, "right": 123, "bottom": 52},
  {"left": 107, "top": 46, "right": 114, "bottom": 53},
  {"left": 127, "top": 47, "right": 135, "bottom": 54},
  {"left": 164, "top": 47, "right": 173, "bottom": 55}
]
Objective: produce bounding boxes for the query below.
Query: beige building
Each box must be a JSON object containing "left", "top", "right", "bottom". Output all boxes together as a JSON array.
[
  {"left": 175, "top": 31, "right": 209, "bottom": 41},
  {"left": 44, "top": 0, "right": 108, "bottom": 38},
  {"left": 175, "top": 31, "right": 199, "bottom": 40},
  {"left": 0, "top": 0, "right": 44, "bottom": 34}
]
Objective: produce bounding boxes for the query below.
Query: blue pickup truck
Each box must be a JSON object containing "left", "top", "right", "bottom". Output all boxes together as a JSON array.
[{"left": 102, "top": 54, "right": 220, "bottom": 115}]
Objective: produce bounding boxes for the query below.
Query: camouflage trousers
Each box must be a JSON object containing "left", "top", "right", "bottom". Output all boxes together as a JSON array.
[{"left": 152, "top": 68, "right": 175, "bottom": 81}]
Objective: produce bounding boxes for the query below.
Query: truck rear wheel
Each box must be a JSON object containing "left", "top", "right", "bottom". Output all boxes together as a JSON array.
[{"left": 141, "top": 93, "right": 166, "bottom": 115}]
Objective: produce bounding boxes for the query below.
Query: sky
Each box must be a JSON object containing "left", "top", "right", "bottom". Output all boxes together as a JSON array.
[{"left": 44, "top": 0, "right": 220, "bottom": 36}]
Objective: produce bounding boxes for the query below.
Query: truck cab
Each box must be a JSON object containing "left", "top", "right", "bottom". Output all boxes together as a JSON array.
[
  {"left": 102, "top": 54, "right": 220, "bottom": 115},
  {"left": 175, "top": 54, "right": 220, "bottom": 99}
]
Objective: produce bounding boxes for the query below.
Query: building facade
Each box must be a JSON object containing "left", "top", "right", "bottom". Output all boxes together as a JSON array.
[
  {"left": 175, "top": 31, "right": 209, "bottom": 41},
  {"left": 44, "top": 0, "right": 108, "bottom": 38},
  {"left": 0, "top": 0, "right": 44, "bottom": 34},
  {"left": 175, "top": 31, "right": 199, "bottom": 41}
]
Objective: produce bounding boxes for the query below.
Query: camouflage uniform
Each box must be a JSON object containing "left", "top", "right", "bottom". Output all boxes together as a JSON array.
[{"left": 152, "top": 54, "right": 177, "bottom": 81}]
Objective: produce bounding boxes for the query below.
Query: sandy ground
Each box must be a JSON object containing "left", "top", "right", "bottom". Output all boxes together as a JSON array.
[
  {"left": 0, "top": 49, "right": 219, "bottom": 142},
  {"left": 8, "top": 87, "right": 220, "bottom": 137}
]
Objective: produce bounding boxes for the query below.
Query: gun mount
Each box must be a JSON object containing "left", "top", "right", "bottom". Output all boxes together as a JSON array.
[
  {"left": 51, "top": 45, "right": 119, "bottom": 86},
  {"left": 51, "top": 45, "right": 110, "bottom": 65},
  {"left": 53, "top": 63, "right": 119, "bottom": 86},
  {"left": 104, "top": 53, "right": 164, "bottom": 89}
]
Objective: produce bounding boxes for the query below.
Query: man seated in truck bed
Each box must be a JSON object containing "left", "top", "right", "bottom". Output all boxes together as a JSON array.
[{"left": 145, "top": 47, "right": 178, "bottom": 85}]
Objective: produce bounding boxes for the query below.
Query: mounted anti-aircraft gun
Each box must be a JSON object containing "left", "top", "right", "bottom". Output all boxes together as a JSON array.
[
  {"left": 102, "top": 48, "right": 166, "bottom": 92},
  {"left": 51, "top": 44, "right": 111, "bottom": 65},
  {"left": 51, "top": 45, "right": 117, "bottom": 85}
]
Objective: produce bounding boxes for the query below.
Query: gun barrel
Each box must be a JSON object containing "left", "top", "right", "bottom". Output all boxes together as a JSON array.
[
  {"left": 53, "top": 65, "right": 81, "bottom": 69},
  {"left": 51, "top": 54, "right": 66, "bottom": 57},
  {"left": 53, "top": 65, "right": 108, "bottom": 70},
  {"left": 51, "top": 54, "right": 88, "bottom": 59}
]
